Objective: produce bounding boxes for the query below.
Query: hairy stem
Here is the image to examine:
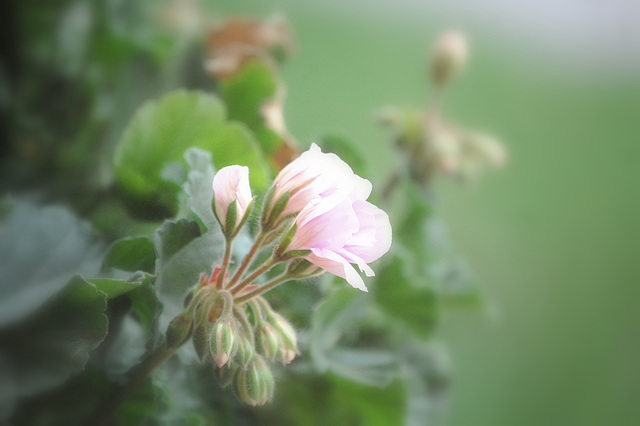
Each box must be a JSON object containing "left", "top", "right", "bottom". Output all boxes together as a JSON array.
[
  {"left": 229, "top": 257, "right": 279, "bottom": 296},
  {"left": 234, "top": 274, "right": 290, "bottom": 304},
  {"left": 216, "top": 239, "right": 233, "bottom": 289},
  {"left": 226, "top": 229, "right": 268, "bottom": 289}
]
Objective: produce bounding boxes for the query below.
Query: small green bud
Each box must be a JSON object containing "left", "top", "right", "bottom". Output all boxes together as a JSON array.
[
  {"left": 192, "top": 324, "right": 209, "bottom": 361},
  {"left": 235, "top": 335, "right": 255, "bottom": 368},
  {"left": 209, "top": 318, "right": 238, "bottom": 368},
  {"left": 166, "top": 312, "right": 194, "bottom": 348},
  {"left": 234, "top": 356, "right": 274, "bottom": 406},
  {"left": 216, "top": 362, "right": 239, "bottom": 389},
  {"left": 271, "top": 313, "right": 299, "bottom": 364},
  {"left": 257, "top": 324, "right": 281, "bottom": 361}
]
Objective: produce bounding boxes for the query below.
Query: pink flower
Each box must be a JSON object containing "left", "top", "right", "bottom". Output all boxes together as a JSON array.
[
  {"left": 269, "top": 143, "right": 367, "bottom": 220},
  {"left": 212, "top": 165, "right": 252, "bottom": 233},
  {"left": 286, "top": 181, "right": 392, "bottom": 292}
]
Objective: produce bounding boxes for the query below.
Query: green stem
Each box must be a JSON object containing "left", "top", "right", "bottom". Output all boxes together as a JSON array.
[
  {"left": 229, "top": 256, "right": 279, "bottom": 296},
  {"left": 234, "top": 274, "right": 290, "bottom": 304},
  {"left": 85, "top": 343, "right": 179, "bottom": 426},
  {"left": 226, "top": 229, "right": 268, "bottom": 289},
  {"left": 216, "top": 239, "right": 233, "bottom": 289}
]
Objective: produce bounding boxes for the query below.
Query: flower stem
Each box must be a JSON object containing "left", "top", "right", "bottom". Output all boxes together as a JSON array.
[
  {"left": 85, "top": 343, "right": 179, "bottom": 426},
  {"left": 216, "top": 239, "right": 233, "bottom": 289},
  {"left": 229, "top": 256, "right": 279, "bottom": 296},
  {"left": 234, "top": 274, "right": 290, "bottom": 304},
  {"left": 225, "top": 229, "right": 268, "bottom": 289}
]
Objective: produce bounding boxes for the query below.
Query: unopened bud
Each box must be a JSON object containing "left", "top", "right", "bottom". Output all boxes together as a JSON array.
[
  {"left": 257, "top": 324, "right": 281, "bottom": 361},
  {"left": 235, "top": 335, "right": 255, "bottom": 368},
  {"left": 166, "top": 312, "right": 194, "bottom": 348},
  {"left": 192, "top": 324, "right": 209, "bottom": 361},
  {"left": 234, "top": 356, "right": 275, "bottom": 406},
  {"left": 431, "top": 30, "right": 468, "bottom": 87},
  {"left": 271, "top": 313, "right": 299, "bottom": 364},
  {"left": 209, "top": 318, "right": 238, "bottom": 368}
]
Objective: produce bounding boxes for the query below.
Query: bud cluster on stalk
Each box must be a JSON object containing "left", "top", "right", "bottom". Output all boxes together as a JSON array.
[
  {"left": 377, "top": 30, "right": 507, "bottom": 189},
  {"left": 165, "top": 274, "right": 299, "bottom": 406},
  {"left": 164, "top": 143, "right": 392, "bottom": 405}
]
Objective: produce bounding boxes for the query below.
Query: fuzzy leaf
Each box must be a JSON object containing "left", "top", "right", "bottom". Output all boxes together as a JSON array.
[
  {"left": 154, "top": 220, "right": 224, "bottom": 334},
  {"left": 374, "top": 255, "right": 439, "bottom": 339},
  {"left": 103, "top": 237, "right": 156, "bottom": 274},
  {"left": 0, "top": 202, "right": 103, "bottom": 328},
  {"left": 113, "top": 90, "right": 270, "bottom": 216},
  {"left": 183, "top": 147, "right": 217, "bottom": 230},
  {"left": 0, "top": 276, "right": 108, "bottom": 401}
]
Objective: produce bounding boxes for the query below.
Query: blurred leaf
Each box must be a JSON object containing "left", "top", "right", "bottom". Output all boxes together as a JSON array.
[
  {"left": 0, "top": 202, "right": 103, "bottom": 328},
  {"left": 331, "top": 377, "right": 406, "bottom": 426},
  {"left": 128, "top": 281, "right": 162, "bottom": 339},
  {"left": 0, "top": 275, "right": 108, "bottom": 403},
  {"left": 182, "top": 147, "right": 217, "bottom": 230},
  {"left": 310, "top": 288, "right": 397, "bottom": 386},
  {"left": 219, "top": 60, "right": 279, "bottom": 152},
  {"left": 11, "top": 367, "right": 159, "bottom": 426},
  {"left": 154, "top": 219, "right": 224, "bottom": 334},
  {"left": 403, "top": 343, "right": 451, "bottom": 426},
  {"left": 113, "top": 90, "right": 270, "bottom": 217},
  {"left": 374, "top": 255, "right": 439, "bottom": 339},
  {"left": 317, "top": 134, "right": 368, "bottom": 177},
  {"left": 103, "top": 237, "right": 156, "bottom": 274}
]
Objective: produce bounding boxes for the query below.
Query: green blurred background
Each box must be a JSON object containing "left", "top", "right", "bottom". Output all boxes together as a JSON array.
[{"left": 216, "top": 1, "right": 640, "bottom": 424}]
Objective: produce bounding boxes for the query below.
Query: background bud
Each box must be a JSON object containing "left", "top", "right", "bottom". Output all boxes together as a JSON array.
[{"left": 431, "top": 30, "right": 468, "bottom": 87}]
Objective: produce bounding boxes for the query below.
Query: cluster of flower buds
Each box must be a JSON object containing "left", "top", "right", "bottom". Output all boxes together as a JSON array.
[
  {"left": 378, "top": 30, "right": 506, "bottom": 189},
  {"left": 166, "top": 143, "right": 392, "bottom": 405}
]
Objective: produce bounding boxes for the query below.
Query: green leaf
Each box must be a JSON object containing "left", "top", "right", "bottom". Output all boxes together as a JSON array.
[
  {"left": 0, "top": 202, "right": 103, "bottom": 328},
  {"left": 403, "top": 342, "right": 451, "bottom": 426},
  {"left": 310, "top": 288, "right": 397, "bottom": 386},
  {"left": 113, "top": 90, "right": 271, "bottom": 216},
  {"left": 128, "top": 282, "right": 162, "bottom": 339},
  {"left": 374, "top": 255, "right": 439, "bottom": 339},
  {"left": 154, "top": 220, "right": 225, "bottom": 334},
  {"left": 317, "top": 134, "right": 368, "bottom": 177},
  {"left": 88, "top": 274, "right": 153, "bottom": 300},
  {"left": 219, "top": 60, "right": 280, "bottom": 155},
  {"left": 330, "top": 377, "right": 406, "bottom": 426},
  {"left": 103, "top": 237, "right": 156, "bottom": 274},
  {"left": 182, "top": 147, "right": 217, "bottom": 230},
  {"left": 0, "top": 276, "right": 108, "bottom": 401}
]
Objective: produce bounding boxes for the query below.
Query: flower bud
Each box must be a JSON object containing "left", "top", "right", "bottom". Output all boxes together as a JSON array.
[
  {"left": 257, "top": 324, "right": 281, "bottom": 361},
  {"left": 431, "top": 30, "right": 468, "bottom": 87},
  {"left": 166, "top": 312, "right": 194, "bottom": 348},
  {"left": 209, "top": 317, "right": 238, "bottom": 368},
  {"left": 271, "top": 313, "right": 299, "bottom": 364},
  {"left": 234, "top": 356, "right": 275, "bottom": 406},
  {"left": 192, "top": 324, "right": 209, "bottom": 361},
  {"left": 212, "top": 165, "right": 253, "bottom": 236},
  {"left": 235, "top": 335, "right": 255, "bottom": 368}
]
